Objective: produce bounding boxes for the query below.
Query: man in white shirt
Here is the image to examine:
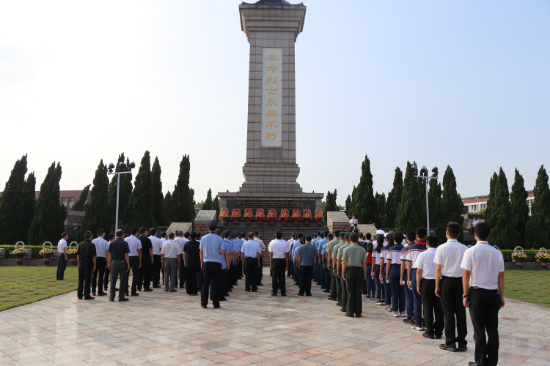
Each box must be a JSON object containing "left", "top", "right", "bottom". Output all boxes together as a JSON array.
[
  {"left": 434, "top": 222, "right": 468, "bottom": 352},
  {"left": 349, "top": 216, "right": 358, "bottom": 229},
  {"left": 91, "top": 228, "right": 109, "bottom": 296},
  {"left": 56, "top": 232, "right": 69, "bottom": 280},
  {"left": 124, "top": 227, "right": 142, "bottom": 296},
  {"left": 254, "top": 232, "right": 266, "bottom": 286},
  {"left": 161, "top": 232, "right": 181, "bottom": 292},
  {"left": 414, "top": 235, "right": 443, "bottom": 340},
  {"left": 150, "top": 228, "right": 163, "bottom": 288},
  {"left": 461, "top": 222, "right": 505, "bottom": 366},
  {"left": 174, "top": 231, "right": 188, "bottom": 289},
  {"left": 269, "top": 230, "right": 289, "bottom": 296}
]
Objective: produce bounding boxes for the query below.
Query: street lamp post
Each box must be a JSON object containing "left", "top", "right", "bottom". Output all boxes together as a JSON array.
[
  {"left": 412, "top": 165, "right": 439, "bottom": 234},
  {"left": 108, "top": 161, "right": 135, "bottom": 233}
]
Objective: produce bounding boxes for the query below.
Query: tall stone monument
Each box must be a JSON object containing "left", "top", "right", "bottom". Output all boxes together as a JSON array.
[{"left": 219, "top": 0, "right": 323, "bottom": 214}]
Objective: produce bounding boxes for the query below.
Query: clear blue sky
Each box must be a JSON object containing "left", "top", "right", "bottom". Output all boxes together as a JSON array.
[{"left": 1, "top": 0, "right": 549, "bottom": 205}]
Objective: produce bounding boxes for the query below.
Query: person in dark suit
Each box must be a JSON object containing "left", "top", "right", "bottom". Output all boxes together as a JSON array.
[
  {"left": 77, "top": 231, "right": 97, "bottom": 300},
  {"left": 138, "top": 227, "right": 154, "bottom": 292},
  {"left": 184, "top": 232, "right": 201, "bottom": 295},
  {"left": 107, "top": 229, "right": 130, "bottom": 302}
]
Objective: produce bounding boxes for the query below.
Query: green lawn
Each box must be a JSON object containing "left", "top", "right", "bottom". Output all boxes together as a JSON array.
[
  {"left": 505, "top": 269, "right": 550, "bottom": 308},
  {"left": 0, "top": 267, "right": 79, "bottom": 311}
]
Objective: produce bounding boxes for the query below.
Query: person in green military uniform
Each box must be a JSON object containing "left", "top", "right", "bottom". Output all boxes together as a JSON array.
[
  {"left": 342, "top": 232, "right": 367, "bottom": 317},
  {"left": 331, "top": 232, "right": 347, "bottom": 305},
  {"left": 324, "top": 229, "right": 340, "bottom": 301},
  {"left": 336, "top": 232, "right": 352, "bottom": 312}
]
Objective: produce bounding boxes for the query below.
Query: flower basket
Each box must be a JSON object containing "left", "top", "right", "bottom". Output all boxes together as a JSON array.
[
  {"left": 279, "top": 209, "right": 290, "bottom": 227},
  {"left": 243, "top": 209, "right": 253, "bottom": 226},
  {"left": 231, "top": 209, "right": 242, "bottom": 226},
  {"left": 11, "top": 242, "right": 27, "bottom": 266},
  {"left": 68, "top": 242, "right": 79, "bottom": 266},
  {"left": 267, "top": 209, "right": 277, "bottom": 227},
  {"left": 219, "top": 208, "right": 230, "bottom": 226},
  {"left": 314, "top": 209, "right": 324, "bottom": 227},
  {"left": 303, "top": 209, "right": 312, "bottom": 227},
  {"left": 256, "top": 209, "right": 265, "bottom": 226},
  {"left": 40, "top": 242, "right": 54, "bottom": 266},
  {"left": 291, "top": 209, "right": 301, "bottom": 227},
  {"left": 15, "top": 254, "right": 24, "bottom": 265},
  {"left": 512, "top": 246, "right": 526, "bottom": 269},
  {"left": 535, "top": 248, "right": 548, "bottom": 267}
]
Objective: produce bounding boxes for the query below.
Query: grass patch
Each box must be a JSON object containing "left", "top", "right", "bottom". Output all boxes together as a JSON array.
[
  {"left": 0, "top": 267, "right": 79, "bottom": 311},
  {"left": 505, "top": 270, "right": 550, "bottom": 308}
]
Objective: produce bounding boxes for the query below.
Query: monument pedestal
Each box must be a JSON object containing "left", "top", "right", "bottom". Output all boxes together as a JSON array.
[{"left": 219, "top": 192, "right": 324, "bottom": 214}]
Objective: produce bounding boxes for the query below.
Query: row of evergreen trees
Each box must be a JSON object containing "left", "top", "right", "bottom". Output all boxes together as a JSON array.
[{"left": 201, "top": 188, "right": 220, "bottom": 217}]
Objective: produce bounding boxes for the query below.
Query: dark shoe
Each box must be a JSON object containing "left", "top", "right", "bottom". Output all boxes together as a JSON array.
[
  {"left": 115, "top": 288, "right": 119, "bottom": 291},
  {"left": 201, "top": 305, "right": 207, "bottom": 308},
  {"left": 245, "top": 289, "right": 251, "bottom": 292},
  {"left": 153, "top": 285, "right": 161, "bottom": 288},
  {"left": 189, "top": 293, "right": 198, "bottom": 296},
  {"left": 252, "top": 289, "right": 257, "bottom": 292},
  {"left": 306, "top": 293, "right": 312, "bottom": 296},
  {"left": 345, "top": 313, "right": 354, "bottom": 317},
  {"left": 84, "top": 296, "right": 95, "bottom": 300},
  {"left": 297, "top": 292, "right": 304, "bottom": 296},
  {"left": 219, "top": 298, "right": 227, "bottom": 301},
  {"left": 356, "top": 314, "right": 362, "bottom": 317},
  {"left": 213, "top": 304, "right": 221, "bottom": 309},
  {"left": 439, "top": 344, "right": 458, "bottom": 352},
  {"left": 434, "top": 334, "right": 443, "bottom": 339},
  {"left": 258, "top": 283, "right": 263, "bottom": 286},
  {"left": 271, "top": 292, "right": 277, "bottom": 296},
  {"left": 137, "top": 288, "right": 142, "bottom": 291},
  {"left": 422, "top": 332, "right": 434, "bottom": 339},
  {"left": 179, "top": 286, "right": 184, "bottom": 289},
  {"left": 97, "top": 292, "right": 107, "bottom": 296},
  {"left": 468, "top": 362, "right": 482, "bottom": 366},
  {"left": 323, "top": 290, "right": 330, "bottom": 293},
  {"left": 144, "top": 288, "right": 153, "bottom": 292},
  {"left": 130, "top": 293, "right": 139, "bottom": 296},
  {"left": 457, "top": 345, "right": 467, "bottom": 352},
  {"left": 169, "top": 290, "right": 177, "bottom": 293},
  {"left": 119, "top": 298, "right": 129, "bottom": 302},
  {"left": 340, "top": 309, "right": 346, "bottom": 312},
  {"left": 92, "top": 292, "right": 96, "bottom": 296},
  {"left": 281, "top": 293, "right": 287, "bottom": 297},
  {"left": 77, "top": 297, "right": 83, "bottom": 300},
  {"left": 109, "top": 298, "right": 114, "bottom": 302}
]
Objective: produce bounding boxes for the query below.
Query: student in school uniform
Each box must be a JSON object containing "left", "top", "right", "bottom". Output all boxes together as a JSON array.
[
  {"left": 379, "top": 234, "right": 392, "bottom": 312},
  {"left": 400, "top": 230, "right": 416, "bottom": 325},
  {"left": 372, "top": 232, "right": 385, "bottom": 306},
  {"left": 405, "top": 227, "right": 428, "bottom": 331},
  {"left": 414, "top": 235, "right": 444, "bottom": 339},
  {"left": 364, "top": 242, "right": 375, "bottom": 299},
  {"left": 385, "top": 232, "right": 406, "bottom": 317}
]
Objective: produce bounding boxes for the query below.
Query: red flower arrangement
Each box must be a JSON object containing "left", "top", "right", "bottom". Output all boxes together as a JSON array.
[
  {"left": 267, "top": 209, "right": 277, "bottom": 219},
  {"left": 243, "top": 208, "right": 253, "bottom": 219},
  {"left": 218, "top": 208, "right": 230, "bottom": 219},
  {"left": 255, "top": 208, "right": 265, "bottom": 220},
  {"left": 291, "top": 209, "right": 301, "bottom": 220},
  {"left": 279, "top": 209, "right": 290, "bottom": 220},
  {"left": 302, "top": 209, "right": 312, "bottom": 220},
  {"left": 231, "top": 209, "right": 242, "bottom": 218},
  {"left": 314, "top": 209, "right": 324, "bottom": 220}
]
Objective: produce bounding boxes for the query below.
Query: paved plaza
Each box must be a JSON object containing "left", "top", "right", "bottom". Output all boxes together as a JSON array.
[{"left": 1, "top": 269, "right": 549, "bottom": 366}]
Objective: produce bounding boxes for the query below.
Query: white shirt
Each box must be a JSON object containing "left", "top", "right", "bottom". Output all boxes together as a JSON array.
[
  {"left": 349, "top": 218, "right": 358, "bottom": 226},
  {"left": 373, "top": 251, "right": 381, "bottom": 265},
  {"left": 269, "top": 239, "right": 290, "bottom": 259},
  {"left": 125, "top": 235, "right": 142, "bottom": 256},
  {"left": 150, "top": 236, "right": 163, "bottom": 255},
  {"left": 161, "top": 240, "right": 182, "bottom": 259},
  {"left": 161, "top": 238, "right": 167, "bottom": 244},
  {"left": 254, "top": 237, "right": 266, "bottom": 252},
  {"left": 434, "top": 239, "right": 468, "bottom": 277},
  {"left": 414, "top": 248, "right": 438, "bottom": 280},
  {"left": 287, "top": 238, "right": 295, "bottom": 251},
  {"left": 400, "top": 244, "right": 409, "bottom": 262},
  {"left": 175, "top": 237, "right": 186, "bottom": 254},
  {"left": 461, "top": 241, "right": 504, "bottom": 290},
  {"left": 57, "top": 238, "right": 67, "bottom": 255}
]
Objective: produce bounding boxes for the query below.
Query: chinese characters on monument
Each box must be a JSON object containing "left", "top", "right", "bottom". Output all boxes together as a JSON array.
[{"left": 261, "top": 48, "right": 282, "bottom": 147}]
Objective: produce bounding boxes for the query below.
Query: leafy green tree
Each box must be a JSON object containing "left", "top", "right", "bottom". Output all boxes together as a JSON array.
[
  {"left": 385, "top": 167, "right": 403, "bottom": 228},
  {"left": 22, "top": 172, "right": 36, "bottom": 242},
  {"left": 375, "top": 192, "right": 386, "bottom": 227},
  {"left": 77, "top": 160, "right": 111, "bottom": 241},
  {"left": 484, "top": 172, "right": 498, "bottom": 227},
  {"left": 171, "top": 155, "right": 192, "bottom": 222},
  {"left": 163, "top": 191, "right": 172, "bottom": 224},
  {"left": 510, "top": 169, "right": 530, "bottom": 244},
  {"left": 345, "top": 194, "right": 352, "bottom": 216},
  {"left": 526, "top": 165, "right": 550, "bottom": 248},
  {"left": 151, "top": 157, "right": 163, "bottom": 226},
  {"left": 203, "top": 189, "right": 213, "bottom": 210},
  {"left": 436, "top": 166, "right": 464, "bottom": 243},
  {"left": 28, "top": 162, "right": 64, "bottom": 245},
  {"left": 212, "top": 195, "right": 220, "bottom": 217},
  {"left": 487, "top": 168, "right": 515, "bottom": 249},
  {"left": 107, "top": 153, "right": 133, "bottom": 227},
  {"left": 124, "top": 151, "right": 156, "bottom": 230},
  {"left": 0, "top": 155, "right": 29, "bottom": 244},
  {"left": 352, "top": 155, "right": 377, "bottom": 224},
  {"left": 428, "top": 178, "right": 442, "bottom": 230},
  {"left": 323, "top": 189, "right": 338, "bottom": 225},
  {"left": 71, "top": 185, "right": 90, "bottom": 211},
  {"left": 396, "top": 162, "right": 424, "bottom": 232}
]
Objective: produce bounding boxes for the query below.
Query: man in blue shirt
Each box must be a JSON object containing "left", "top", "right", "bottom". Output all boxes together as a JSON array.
[
  {"left": 311, "top": 233, "right": 319, "bottom": 284},
  {"left": 296, "top": 235, "right": 317, "bottom": 296},
  {"left": 292, "top": 234, "right": 303, "bottom": 287},
  {"left": 318, "top": 232, "right": 328, "bottom": 290},
  {"left": 91, "top": 228, "right": 109, "bottom": 297},
  {"left": 199, "top": 220, "right": 226, "bottom": 309},
  {"left": 211, "top": 228, "right": 231, "bottom": 302},
  {"left": 241, "top": 232, "right": 262, "bottom": 292},
  {"left": 321, "top": 232, "right": 332, "bottom": 293}
]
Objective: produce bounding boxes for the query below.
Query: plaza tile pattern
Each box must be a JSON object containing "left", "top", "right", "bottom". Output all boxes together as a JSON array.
[{"left": 0, "top": 269, "right": 549, "bottom": 365}]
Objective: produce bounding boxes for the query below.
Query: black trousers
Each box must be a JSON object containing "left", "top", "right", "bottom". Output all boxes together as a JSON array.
[
  {"left": 287, "top": 257, "right": 293, "bottom": 277},
  {"left": 139, "top": 258, "right": 152, "bottom": 290},
  {"left": 330, "top": 269, "right": 337, "bottom": 298},
  {"left": 245, "top": 257, "right": 258, "bottom": 291},
  {"left": 92, "top": 257, "right": 106, "bottom": 293},
  {"left": 470, "top": 288, "right": 501, "bottom": 366},
  {"left": 178, "top": 254, "right": 186, "bottom": 288},
  {"left": 152, "top": 255, "right": 161, "bottom": 287},
  {"left": 110, "top": 259, "right": 128, "bottom": 300},
  {"left": 346, "top": 267, "right": 363, "bottom": 316},
  {"left": 129, "top": 256, "right": 140, "bottom": 294},
  {"left": 201, "top": 262, "right": 222, "bottom": 307},
  {"left": 421, "top": 279, "right": 444, "bottom": 336},
  {"left": 271, "top": 258, "right": 286, "bottom": 294},
  {"left": 440, "top": 276, "right": 468, "bottom": 346},
  {"left": 57, "top": 255, "right": 67, "bottom": 280},
  {"left": 103, "top": 266, "right": 110, "bottom": 290},
  {"left": 257, "top": 253, "right": 263, "bottom": 283},
  {"left": 77, "top": 259, "right": 93, "bottom": 299},
  {"left": 185, "top": 266, "right": 200, "bottom": 294},
  {"left": 299, "top": 265, "right": 313, "bottom": 295}
]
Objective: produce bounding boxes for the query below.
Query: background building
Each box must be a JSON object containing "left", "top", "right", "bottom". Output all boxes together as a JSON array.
[{"left": 462, "top": 190, "right": 535, "bottom": 215}]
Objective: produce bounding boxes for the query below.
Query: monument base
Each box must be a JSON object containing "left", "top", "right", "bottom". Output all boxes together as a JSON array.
[{"left": 219, "top": 192, "right": 324, "bottom": 214}]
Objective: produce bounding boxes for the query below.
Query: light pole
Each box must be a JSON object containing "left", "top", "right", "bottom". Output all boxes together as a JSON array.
[
  {"left": 412, "top": 165, "right": 439, "bottom": 234},
  {"left": 108, "top": 161, "right": 135, "bottom": 233}
]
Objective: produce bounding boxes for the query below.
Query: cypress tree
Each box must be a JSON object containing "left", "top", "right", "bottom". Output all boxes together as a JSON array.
[
  {"left": 352, "top": 155, "right": 377, "bottom": 224},
  {"left": 488, "top": 168, "right": 515, "bottom": 249},
  {"left": 0, "top": 155, "right": 28, "bottom": 244},
  {"left": 484, "top": 172, "right": 498, "bottom": 227},
  {"left": 436, "top": 166, "right": 464, "bottom": 243},
  {"left": 384, "top": 167, "right": 403, "bottom": 228},
  {"left": 163, "top": 191, "right": 172, "bottom": 224},
  {"left": 72, "top": 185, "right": 90, "bottom": 211},
  {"left": 124, "top": 151, "right": 155, "bottom": 229},
  {"left": 212, "top": 195, "right": 220, "bottom": 218},
  {"left": 345, "top": 194, "right": 352, "bottom": 216},
  {"left": 396, "top": 162, "right": 424, "bottom": 232},
  {"left": 77, "top": 160, "right": 111, "bottom": 241},
  {"left": 525, "top": 165, "right": 550, "bottom": 248},
  {"left": 375, "top": 192, "right": 386, "bottom": 227},
  {"left": 28, "top": 162, "right": 64, "bottom": 245},
  {"left": 22, "top": 172, "right": 36, "bottom": 242},
  {"left": 203, "top": 189, "right": 213, "bottom": 210},
  {"left": 151, "top": 157, "right": 163, "bottom": 226},
  {"left": 171, "top": 155, "right": 191, "bottom": 222},
  {"left": 107, "top": 153, "right": 133, "bottom": 226},
  {"left": 510, "top": 169, "right": 530, "bottom": 244},
  {"left": 323, "top": 189, "right": 338, "bottom": 224},
  {"left": 428, "top": 178, "right": 442, "bottom": 230},
  {"left": 418, "top": 175, "right": 427, "bottom": 221},
  {"left": 189, "top": 188, "right": 196, "bottom": 221}
]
